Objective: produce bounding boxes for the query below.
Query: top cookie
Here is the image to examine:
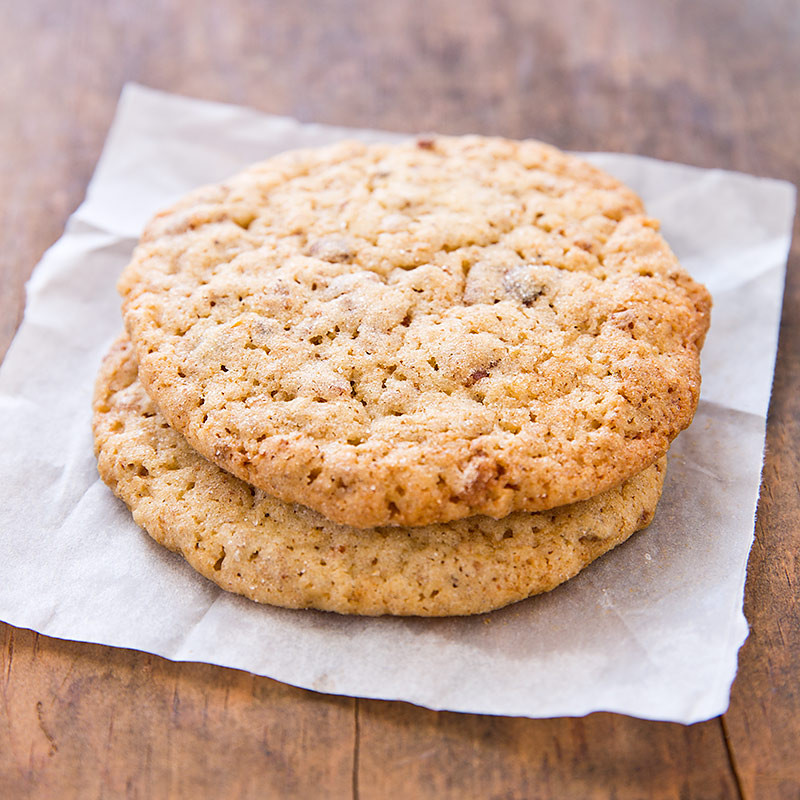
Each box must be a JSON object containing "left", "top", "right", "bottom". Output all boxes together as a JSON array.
[{"left": 119, "top": 136, "right": 710, "bottom": 528}]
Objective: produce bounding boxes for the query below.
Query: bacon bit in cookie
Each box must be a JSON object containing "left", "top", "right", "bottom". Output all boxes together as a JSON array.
[
  {"left": 466, "top": 368, "right": 489, "bottom": 386},
  {"left": 466, "top": 361, "right": 497, "bottom": 387},
  {"left": 416, "top": 137, "right": 436, "bottom": 150}
]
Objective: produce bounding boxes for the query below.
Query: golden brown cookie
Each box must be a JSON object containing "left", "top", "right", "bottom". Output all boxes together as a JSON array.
[
  {"left": 118, "top": 136, "right": 707, "bottom": 528},
  {"left": 93, "top": 336, "right": 667, "bottom": 617}
]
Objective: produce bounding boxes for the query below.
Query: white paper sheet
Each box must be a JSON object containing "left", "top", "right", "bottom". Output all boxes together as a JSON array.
[{"left": 0, "top": 84, "right": 795, "bottom": 723}]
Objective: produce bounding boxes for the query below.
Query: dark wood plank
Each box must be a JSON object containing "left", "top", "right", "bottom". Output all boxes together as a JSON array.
[
  {"left": 357, "top": 701, "right": 740, "bottom": 800},
  {"left": 1, "top": 0, "right": 798, "bottom": 797},
  {"left": 722, "top": 235, "right": 800, "bottom": 799},
  {"left": 0, "top": 626, "right": 356, "bottom": 800}
]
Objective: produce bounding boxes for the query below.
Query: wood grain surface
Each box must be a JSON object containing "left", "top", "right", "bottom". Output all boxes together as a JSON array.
[{"left": 1, "top": 1, "right": 798, "bottom": 797}]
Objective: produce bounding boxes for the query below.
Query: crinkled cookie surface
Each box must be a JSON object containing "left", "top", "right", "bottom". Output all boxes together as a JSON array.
[
  {"left": 119, "top": 136, "right": 708, "bottom": 527},
  {"left": 93, "top": 337, "right": 666, "bottom": 616}
]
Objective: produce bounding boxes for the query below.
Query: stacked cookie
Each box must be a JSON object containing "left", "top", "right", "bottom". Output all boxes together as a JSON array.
[{"left": 93, "top": 136, "right": 710, "bottom": 616}]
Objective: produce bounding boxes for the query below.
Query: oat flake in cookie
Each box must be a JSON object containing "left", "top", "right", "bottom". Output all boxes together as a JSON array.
[
  {"left": 93, "top": 337, "right": 667, "bottom": 616},
  {"left": 119, "top": 136, "right": 709, "bottom": 528}
]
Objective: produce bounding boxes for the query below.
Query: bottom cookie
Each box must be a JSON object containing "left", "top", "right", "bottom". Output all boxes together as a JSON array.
[{"left": 93, "top": 336, "right": 667, "bottom": 616}]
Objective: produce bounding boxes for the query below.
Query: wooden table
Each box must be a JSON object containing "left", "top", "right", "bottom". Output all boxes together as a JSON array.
[{"left": 2, "top": 2, "right": 798, "bottom": 797}]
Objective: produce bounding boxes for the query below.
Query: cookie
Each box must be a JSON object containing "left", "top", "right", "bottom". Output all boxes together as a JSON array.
[
  {"left": 118, "top": 136, "right": 707, "bottom": 528},
  {"left": 93, "top": 336, "right": 667, "bottom": 616}
]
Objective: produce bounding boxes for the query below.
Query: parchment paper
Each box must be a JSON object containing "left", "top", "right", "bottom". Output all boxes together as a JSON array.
[{"left": 0, "top": 84, "right": 795, "bottom": 723}]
